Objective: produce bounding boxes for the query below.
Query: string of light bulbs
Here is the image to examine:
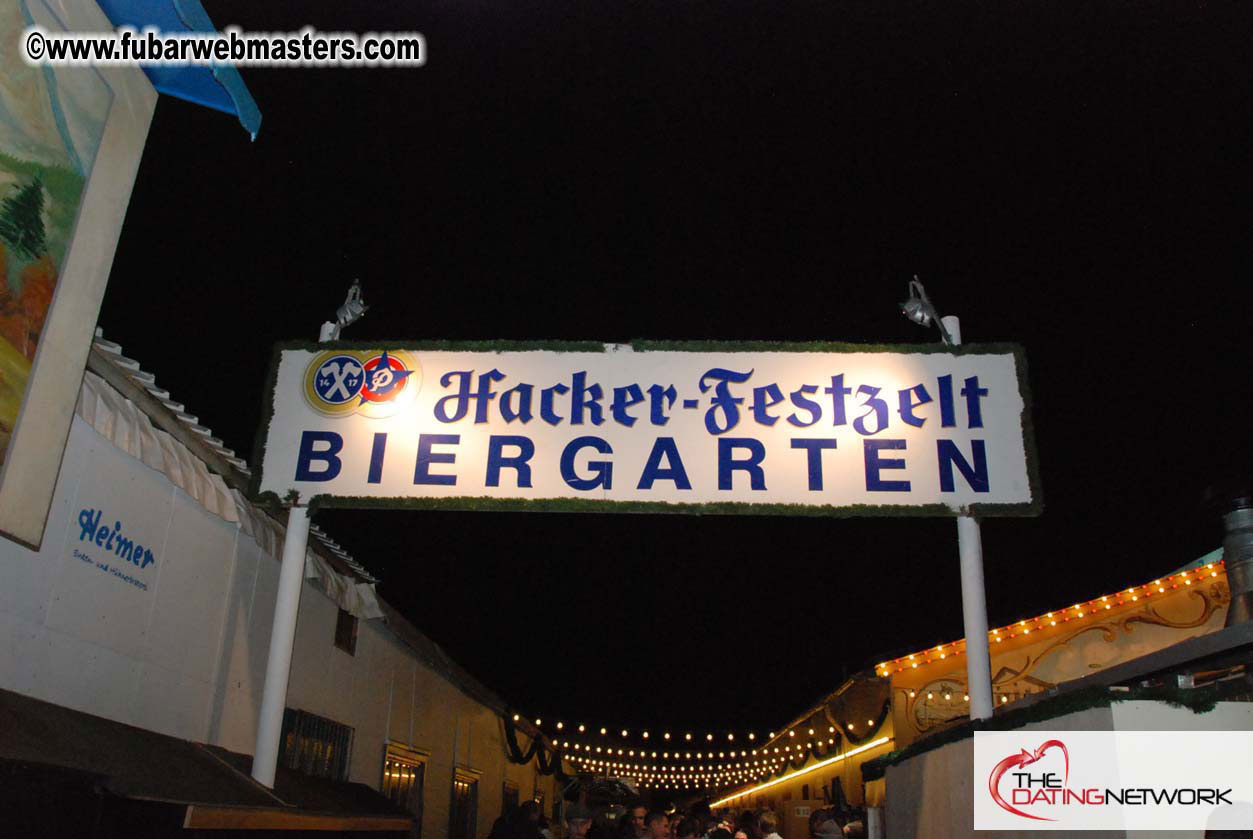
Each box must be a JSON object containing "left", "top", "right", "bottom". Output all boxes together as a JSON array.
[
  {"left": 509, "top": 715, "right": 872, "bottom": 766},
  {"left": 504, "top": 713, "right": 887, "bottom": 792},
  {"left": 874, "top": 561, "right": 1225, "bottom": 677}
]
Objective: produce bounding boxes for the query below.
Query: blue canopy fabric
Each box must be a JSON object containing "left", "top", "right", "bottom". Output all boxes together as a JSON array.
[{"left": 94, "top": 0, "right": 261, "bottom": 139}]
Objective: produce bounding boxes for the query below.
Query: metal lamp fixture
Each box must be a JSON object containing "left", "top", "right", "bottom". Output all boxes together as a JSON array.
[
  {"left": 335, "top": 279, "right": 368, "bottom": 330},
  {"left": 320, "top": 279, "right": 368, "bottom": 341},
  {"left": 900, "top": 277, "right": 953, "bottom": 345}
]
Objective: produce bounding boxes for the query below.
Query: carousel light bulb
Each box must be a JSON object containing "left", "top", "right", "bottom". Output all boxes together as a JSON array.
[{"left": 513, "top": 714, "right": 520, "bottom": 721}]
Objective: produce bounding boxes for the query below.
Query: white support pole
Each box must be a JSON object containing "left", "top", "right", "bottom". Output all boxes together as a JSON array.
[
  {"left": 941, "top": 315, "right": 994, "bottom": 721},
  {"left": 251, "top": 502, "right": 311, "bottom": 786},
  {"left": 957, "top": 514, "right": 994, "bottom": 720}
]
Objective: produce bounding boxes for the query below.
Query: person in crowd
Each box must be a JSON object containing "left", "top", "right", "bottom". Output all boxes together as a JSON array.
[
  {"left": 586, "top": 807, "right": 618, "bottom": 839},
  {"left": 539, "top": 814, "right": 553, "bottom": 839},
  {"left": 489, "top": 803, "right": 517, "bottom": 839},
  {"left": 618, "top": 804, "right": 648, "bottom": 839},
  {"left": 644, "top": 811, "right": 670, "bottom": 839},
  {"left": 675, "top": 816, "right": 701, "bottom": 839},
  {"left": 811, "top": 810, "right": 844, "bottom": 839},
  {"left": 757, "top": 812, "right": 782, "bottom": 839},
  {"left": 513, "top": 801, "right": 545, "bottom": 839},
  {"left": 709, "top": 828, "right": 733, "bottom": 839},
  {"left": 565, "top": 802, "right": 594, "bottom": 839},
  {"left": 732, "top": 810, "right": 760, "bottom": 839}
]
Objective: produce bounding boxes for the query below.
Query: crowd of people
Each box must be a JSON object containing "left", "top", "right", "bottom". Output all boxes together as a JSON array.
[{"left": 485, "top": 795, "right": 864, "bottom": 839}]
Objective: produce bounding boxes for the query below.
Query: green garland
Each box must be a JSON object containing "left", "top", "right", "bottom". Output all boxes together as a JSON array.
[
  {"left": 503, "top": 715, "right": 570, "bottom": 782},
  {"left": 303, "top": 494, "right": 992, "bottom": 518}
]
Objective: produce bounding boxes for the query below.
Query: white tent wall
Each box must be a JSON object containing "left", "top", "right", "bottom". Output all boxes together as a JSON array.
[{"left": 0, "top": 398, "right": 560, "bottom": 835}]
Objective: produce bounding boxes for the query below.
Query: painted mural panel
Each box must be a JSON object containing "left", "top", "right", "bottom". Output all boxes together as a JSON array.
[
  {"left": 0, "top": 0, "right": 108, "bottom": 465},
  {"left": 0, "top": 0, "right": 155, "bottom": 548}
]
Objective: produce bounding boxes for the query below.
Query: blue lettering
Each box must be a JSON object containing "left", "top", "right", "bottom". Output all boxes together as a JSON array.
[
  {"left": 78, "top": 508, "right": 101, "bottom": 543},
  {"left": 434, "top": 371, "right": 473, "bottom": 422},
  {"left": 500, "top": 383, "right": 534, "bottom": 423},
  {"left": 486, "top": 435, "right": 535, "bottom": 488},
  {"left": 414, "top": 434, "right": 459, "bottom": 485},
  {"left": 433, "top": 370, "right": 506, "bottom": 423},
  {"left": 791, "top": 439, "right": 838, "bottom": 491},
  {"left": 560, "top": 436, "right": 613, "bottom": 490},
  {"left": 637, "top": 437, "right": 692, "bottom": 490},
  {"left": 472, "top": 369, "right": 505, "bottom": 423},
  {"left": 853, "top": 385, "right": 889, "bottom": 436},
  {"left": 700, "top": 368, "right": 753, "bottom": 435},
  {"left": 824, "top": 374, "right": 852, "bottom": 425},
  {"left": 864, "top": 439, "right": 910, "bottom": 492},
  {"left": 718, "top": 438, "right": 766, "bottom": 491},
  {"left": 540, "top": 383, "right": 569, "bottom": 425},
  {"left": 367, "top": 433, "right": 387, "bottom": 484},
  {"left": 295, "top": 431, "right": 343, "bottom": 481},
  {"left": 937, "top": 374, "right": 956, "bottom": 426},
  {"left": 787, "top": 385, "right": 821, "bottom": 427},
  {"left": 570, "top": 371, "right": 605, "bottom": 425},
  {"left": 961, "top": 376, "right": 988, "bottom": 428},
  {"left": 898, "top": 384, "right": 932, "bottom": 428},
  {"left": 611, "top": 384, "right": 644, "bottom": 427},
  {"left": 937, "top": 439, "right": 989, "bottom": 492},
  {"left": 647, "top": 384, "right": 676, "bottom": 426},
  {"left": 751, "top": 384, "right": 784, "bottom": 426}
]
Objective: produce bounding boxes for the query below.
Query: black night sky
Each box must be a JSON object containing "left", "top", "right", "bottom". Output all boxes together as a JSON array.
[{"left": 99, "top": 0, "right": 1252, "bottom": 736}]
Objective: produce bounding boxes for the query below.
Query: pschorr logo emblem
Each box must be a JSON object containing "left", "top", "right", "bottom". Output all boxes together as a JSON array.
[{"left": 304, "top": 350, "right": 420, "bottom": 418}]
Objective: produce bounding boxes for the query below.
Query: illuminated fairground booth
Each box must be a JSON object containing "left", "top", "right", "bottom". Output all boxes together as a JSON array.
[{"left": 706, "top": 553, "right": 1246, "bottom": 837}]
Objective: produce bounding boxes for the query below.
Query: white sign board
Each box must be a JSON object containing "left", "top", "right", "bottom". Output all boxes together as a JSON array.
[{"left": 255, "top": 342, "right": 1040, "bottom": 516}]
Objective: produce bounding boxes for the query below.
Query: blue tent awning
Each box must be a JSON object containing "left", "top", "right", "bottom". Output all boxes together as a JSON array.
[{"left": 94, "top": 0, "right": 261, "bottom": 139}]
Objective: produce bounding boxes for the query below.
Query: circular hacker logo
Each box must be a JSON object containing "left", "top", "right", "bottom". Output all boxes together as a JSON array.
[{"left": 304, "top": 350, "right": 421, "bottom": 418}]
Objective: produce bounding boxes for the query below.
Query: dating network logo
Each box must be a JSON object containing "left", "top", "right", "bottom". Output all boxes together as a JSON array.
[
  {"left": 976, "top": 730, "right": 1244, "bottom": 831},
  {"left": 988, "top": 739, "right": 1073, "bottom": 820}
]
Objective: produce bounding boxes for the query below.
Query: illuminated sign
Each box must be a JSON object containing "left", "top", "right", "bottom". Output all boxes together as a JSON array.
[{"left": 255, "top": 342, "right": 1039, "bottom": 516}]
